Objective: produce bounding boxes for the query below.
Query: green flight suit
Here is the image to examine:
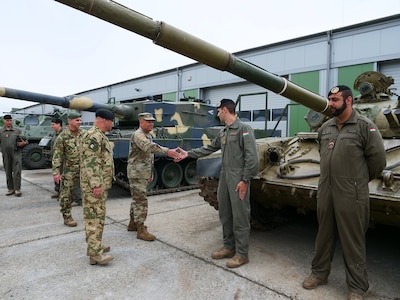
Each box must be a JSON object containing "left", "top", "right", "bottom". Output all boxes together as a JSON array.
[
  {"left": 188, "top": 118, "right": 259, "bottom": 257},
  {"left": 0, "top": 126, "right": 23, "bottom": 191},
  {"left": 312, "top": 110, "right": 386, "bottom": 294}
]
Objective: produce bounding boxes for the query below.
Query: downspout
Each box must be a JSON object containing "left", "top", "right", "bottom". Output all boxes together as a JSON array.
[
  {"left": 326, "top": 30, "right": 332, "bottom": 95},
  {"left": 176, "top": 67, "right": 182, "bottom": 102}
]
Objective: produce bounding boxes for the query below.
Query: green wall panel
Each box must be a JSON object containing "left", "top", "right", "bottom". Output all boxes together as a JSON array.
[
  {"left": 337, "top": 63, "right": 374, "bottom": 97},
  {"left": 289, "top": 71, "right": 319, "bottom": 136}
]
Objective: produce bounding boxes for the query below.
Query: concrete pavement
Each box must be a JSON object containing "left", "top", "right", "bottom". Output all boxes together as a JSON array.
[{"left": 0, "top": 155, "right": 399, "bottom": 299}]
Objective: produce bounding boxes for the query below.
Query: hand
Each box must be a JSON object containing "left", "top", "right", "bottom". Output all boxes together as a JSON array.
[
  {"left": 173, "top": 147, "right": 188, "bottom": 162},
  {"left": 17, "top": 140, "right": 27, "bottom": 148},
  {"left": 92, "top": 186, "right": 103, "bottom": 198},
  {"left": 167, "top": 147, "right": 182, "bottom": 160},
  {"left": 53, "top": 174, "right": 61, "bottom": 184},
  {"left": 235, "top": 181, "right": 248, "bottom": 201}
]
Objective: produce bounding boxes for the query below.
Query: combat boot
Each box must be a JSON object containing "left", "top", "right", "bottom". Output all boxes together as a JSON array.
[
  {"left": 86, "top": 245, "right": 111, "bottom": 256},
  {"left": 137, "top": 224, "right": 155, "bottom": 241},
  {"left": 5, "top": 190, "right": 15, "bottom": 196},
  {"left": 64, "top": 216, "right": 77, "bottom": 227},
  {"left": 127, "top": 215, "right": 137, "bottom": 231},
  {"left": 90, "top": 254, "right": 113, "bottom": 265}
]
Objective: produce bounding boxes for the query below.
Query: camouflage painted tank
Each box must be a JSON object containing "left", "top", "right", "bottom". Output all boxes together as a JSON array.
[
  {"left": 0, "top": 87, "right": 221, "bottom": 191},
  {"left": 4, "top": 0, "right": 400, "bottom": 227}
]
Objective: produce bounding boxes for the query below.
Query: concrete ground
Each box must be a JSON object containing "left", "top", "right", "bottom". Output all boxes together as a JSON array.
[{"left": 0, "top": 155, "right": 399, "bottom": 300}]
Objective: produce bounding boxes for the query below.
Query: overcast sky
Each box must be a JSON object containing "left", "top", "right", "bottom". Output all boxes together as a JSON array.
[{"left": 1, "top": 0, "right": 400, "bottom": 116}]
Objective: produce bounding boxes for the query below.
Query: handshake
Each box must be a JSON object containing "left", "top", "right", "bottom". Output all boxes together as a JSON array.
[{"left": 167, "top": 147, "right": 188, "bottom": 162}]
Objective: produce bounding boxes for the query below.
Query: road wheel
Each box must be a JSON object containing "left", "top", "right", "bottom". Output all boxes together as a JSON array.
[
  {"left": 22, "top": 143, "right": 47, "bottom": 169},
  {"left": 183, "top": 159, "right": 199, "bottom": 186},
  {"left": 159, "top": 161, "right": 183, "bottom": 189}
]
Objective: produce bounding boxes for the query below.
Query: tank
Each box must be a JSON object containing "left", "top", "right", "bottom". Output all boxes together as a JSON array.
[
  {"left": 0, "top": 87, "right": 222, "bottom": 191},
  {"left": 2, "top": 0, "right": 400, "bottom": 227},
  {"left": 197, "top": 71, "right": 400, "bottom": 229}
]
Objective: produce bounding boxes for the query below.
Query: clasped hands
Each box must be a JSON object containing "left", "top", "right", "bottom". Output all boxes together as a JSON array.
[{"left": 167, "top": 147, "right": 188, "bottom": 162}]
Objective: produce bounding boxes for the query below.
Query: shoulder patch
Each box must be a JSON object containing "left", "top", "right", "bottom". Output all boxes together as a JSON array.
[{"left": 88, "top": 138, "right": 99, "bottom": 151}]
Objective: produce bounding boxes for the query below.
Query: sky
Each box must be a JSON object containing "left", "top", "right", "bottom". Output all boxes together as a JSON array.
[{"left": 1, "top": 0, "right": 400, "bottom": 116}]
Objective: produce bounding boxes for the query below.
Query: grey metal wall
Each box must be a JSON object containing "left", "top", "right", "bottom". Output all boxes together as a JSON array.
[{"left": 11, "top": 14, "right": 400, "bottom": 137}]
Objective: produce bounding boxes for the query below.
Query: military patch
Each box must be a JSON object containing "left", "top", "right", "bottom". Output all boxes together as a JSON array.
[
  {"left": 330, "top": 86, "right": 339, "bottom": 94},
  {"left": 88, "top": 138, "right": 99, "bottom": 151}
]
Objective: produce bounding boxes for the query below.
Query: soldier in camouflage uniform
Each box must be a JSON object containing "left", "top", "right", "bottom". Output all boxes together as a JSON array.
[
  {"left": 0, "top": 114, "right": 28, "bottom": 196},
  {"left": 80, "top": 109, "right": 114, "bottom": 265},
  {"left": 52, "top": 112, "right": 85, "bottom": 227},
  {"left": 126, "top": 112, "right": 180, "bottom": 241},
  {"left": 50, "top": 118, "right": 63, "bottom": 199},
  {"left": 50, "top": 118, "right": 82, "bottom": 205}
]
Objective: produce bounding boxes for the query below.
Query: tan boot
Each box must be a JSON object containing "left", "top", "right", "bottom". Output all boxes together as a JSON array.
[
  {"left": 137, "top": 224, "right": 155, "bottom": 241},
  {"left": 86, "top": 245, "right": 111, "bottom": 256},
  {"left": 64, "top": 216, "right": 77, "bottom": 227},
  {"left": 6, "top": 190, "right": 15, "bottom": 196},
  {"left": 127, "top": 215, "right": 137, "bottom": 231},
  {"left": 90, "top": 254, "right": 113, "bottom": 265}
]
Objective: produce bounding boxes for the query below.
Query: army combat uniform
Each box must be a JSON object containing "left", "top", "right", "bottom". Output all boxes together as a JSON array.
[
  {"left": 52, "top": 128, "right": 82, "bottom": 202},
  {"left": 127, "top": 127, "right": 169, "bottom": 225},
  {"left": 312, "top": 110, "right": 386, "bottom": 294},
  {"left": 52, "top": 127, "right": 86, "bottom": 220},
  {"left": 0, "top": 125, "right": 25, "bottom": 193},
  {"left": 80, "top": 126, "right": 114, "bottom": 256},
  {"left": 188, "top": 118, "right": 259, "bottom": 258}
]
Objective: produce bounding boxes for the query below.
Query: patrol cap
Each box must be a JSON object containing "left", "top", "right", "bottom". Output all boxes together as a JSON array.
[
  {"left": 96, "top": 109, "right": 114, "bottom": 121},
  {"left": 138, "top": 112, "right": 155, "bottom": 121},
  {"left": 328, "top": 85, "right": 352, "bottom": 97},
  {"left": 216, "top": 98, "right": 235, "bottom": 108},
  {"left": 67, "top": 112, "right": 82, "bottom": 119},
  {"left": 3, "top": 114, "right": 12, "bottom": 120}
]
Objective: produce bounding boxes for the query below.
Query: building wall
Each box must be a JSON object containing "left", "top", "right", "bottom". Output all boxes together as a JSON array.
[{"left": 13, "top": 14, "right": 400, "bottom": 137}]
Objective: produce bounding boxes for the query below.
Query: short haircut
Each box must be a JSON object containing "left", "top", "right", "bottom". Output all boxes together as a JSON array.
[{"left": 51, "top": 118, "right": 63, "bottom": 125}]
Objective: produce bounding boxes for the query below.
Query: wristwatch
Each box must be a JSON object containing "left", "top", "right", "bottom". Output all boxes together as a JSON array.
[{"left": 241, "top": 179, "right": 249, "bottom": 184}]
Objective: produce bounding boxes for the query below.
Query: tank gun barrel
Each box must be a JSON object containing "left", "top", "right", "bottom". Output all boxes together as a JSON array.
[
  {"left": 54, "top": 0, "right": 331, "bottom": 117},
  {"left": 0, "top": 86, "right": 135, "bottom": 119}
]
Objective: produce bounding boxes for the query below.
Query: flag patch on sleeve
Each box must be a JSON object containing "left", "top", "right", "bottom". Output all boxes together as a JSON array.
[
  {"left": 243, "top": 131, "right": 249, "bottom": 136},
  {"left": 370, "top": 127, "right": 377, "bottom": 132}
]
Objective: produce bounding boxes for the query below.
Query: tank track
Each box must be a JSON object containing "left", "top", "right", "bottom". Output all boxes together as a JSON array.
[
  {"left": 114, "top": 176, "right": 199, "bottom": 195},
  {"left": 198, "top": 177, "right": 219, "bottom": 210}
]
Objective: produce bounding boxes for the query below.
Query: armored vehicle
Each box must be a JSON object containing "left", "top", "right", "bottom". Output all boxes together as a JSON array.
[
  {"left": 0, "top": 87, "right": 221, "bottom": 191},
  {"left": 197, "top": 71, "right": 400, "bottom": 229},
  {"left": 13, "top": 110, "right": 69, "bottom": 169},
  {"left": 2, "top": 0, "right": 400, "bottom": 227}
]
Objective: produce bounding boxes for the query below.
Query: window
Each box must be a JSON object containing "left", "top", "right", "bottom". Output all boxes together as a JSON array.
[
  {"left": 272, "top": 108, "right": 287, "bottom": 121},
  {"left": 238, "top": 111, "right": 251, "bottom": 122}
]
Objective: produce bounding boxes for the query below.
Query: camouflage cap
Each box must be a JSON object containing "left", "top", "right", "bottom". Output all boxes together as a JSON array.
[
  {"left": 138, "top": 112, "right": 155, "bottom": 121},
  {"left": 328, "top": 85, "right": 351, "bottom": 97},
  {"left": 67, "top": 112, "right": 82, "bottom": 119}
]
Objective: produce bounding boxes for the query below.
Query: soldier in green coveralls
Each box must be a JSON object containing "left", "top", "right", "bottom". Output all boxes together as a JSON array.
[
  {"left": 302, "top": 86, "right": 386, "bottom": 300},
  {"left": 80, "top": 109, "right": 114, "bottom": 265},
  {"left": 177, "top": 99, "right": 259, "bottom": 269},
  {"left": 0, "top": 114, "right": 28, "bottom": 197}
]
